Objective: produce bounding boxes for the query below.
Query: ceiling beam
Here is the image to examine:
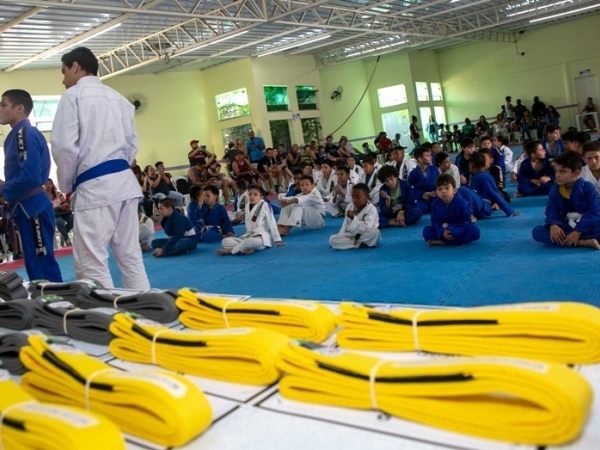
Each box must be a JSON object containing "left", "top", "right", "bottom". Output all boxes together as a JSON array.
[{"left": 0, "top": 6, "right": 45, "bottom": 34}]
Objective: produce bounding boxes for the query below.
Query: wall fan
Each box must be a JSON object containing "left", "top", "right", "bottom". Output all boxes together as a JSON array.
[
  {"left": 126, "top": 92, "right": 150, "bottom": 115},
  {"left": 331, "top": 85, "right": 343, "bottom": 101}
]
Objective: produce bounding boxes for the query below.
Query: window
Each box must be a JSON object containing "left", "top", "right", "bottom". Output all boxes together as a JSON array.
[
  {"left": 381, "top": 110, "right": 410, "bottom": 148},
  {"left": 431, "top": 83, "right": 443, "bottom": 101},
  {"left": 215, "top": 88, "right": 250, "bottom": 121},
  {"left": 264, "top": 86, "right": 289, "bottom": 112},
  {"left": 296, "top": 86, "right": 318, "bottom": 110},
  {"left": 301, "top": 118, "right": 322, "bottom": 144},
  {"left": 434, "top": 106, "right": 447, "bottom": 127},
  {"left": 222, "top": 123, "right": 253, "bottom": 147},
  {"left": 377, "top": 84, "right": 407, "bottom": 108},
  {"left": 416, "top": 82, "right": 429, "bottom": 102},
  {"left": 269, "top": 120, "right": 291, "bottom": 150},
  {"left": 31, "top": 95, "right": 61, "bottom": 132}
]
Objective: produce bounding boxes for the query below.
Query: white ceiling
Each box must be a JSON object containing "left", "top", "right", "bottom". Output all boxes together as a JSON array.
[{"left": 1, "top": 0, "right": 598, "bottom": 78}]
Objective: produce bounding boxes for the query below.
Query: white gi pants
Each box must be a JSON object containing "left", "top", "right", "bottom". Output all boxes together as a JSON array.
[
  {"left": 222, "top": 235, "right": 265, "bottom": 255},
  {"left": 139, "top": 225, "right": 155, "bottom": 247},
  {"left": 73, "top": 198, "right": 150, "bottom": 290},
  {"left": 278, "top": 204, "right": 325, "bottom": 229},
  {"left": 329, "top": 228, "right": 381, "bottom": 250}
]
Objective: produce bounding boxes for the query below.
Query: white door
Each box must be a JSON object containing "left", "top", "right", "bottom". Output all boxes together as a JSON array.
[{"left": 574, "top": 75, "right": 599, "bottom": 110}]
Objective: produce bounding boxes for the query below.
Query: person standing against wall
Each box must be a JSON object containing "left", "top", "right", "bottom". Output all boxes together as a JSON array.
[{"left": 51, "top": 47, "right": 150, "bottom": 290}]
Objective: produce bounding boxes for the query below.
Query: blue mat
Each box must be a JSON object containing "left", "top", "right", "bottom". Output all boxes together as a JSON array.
[{"left": 18, "top": 183, "right": 600, "bottom": 308}]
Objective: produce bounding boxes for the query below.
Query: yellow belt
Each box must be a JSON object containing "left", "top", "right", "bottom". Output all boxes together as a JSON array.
[
  {"left": 176, "top": 288, "right": 337, "bottom": 342},
  {"left": 0, "top": 373, "right": 125, "bottom": 450},
  {"left": 109, "top": 313, "right": 290, "bottom": 385},
  {"left": 336, "top": 302, "right": 600, "bottom": 364},
  {"left": 19, "top": 335, "right": 212, "bottom": 446},
  {"left": 276, "top": 341, "right": 593, "bottom": 445}
]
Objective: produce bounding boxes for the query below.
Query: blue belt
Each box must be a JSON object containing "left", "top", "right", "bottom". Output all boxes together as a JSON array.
[{"left": 72, "top": 159, "right": 130, "bottom": 192}]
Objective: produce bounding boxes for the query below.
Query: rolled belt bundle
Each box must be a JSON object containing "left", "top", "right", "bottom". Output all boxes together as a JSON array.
[
  {"left": 31, "top": 295, "right": 116, "bottom": 345},
  {"left": 109, "top": 313, "right": 290, "bottom": 385},
  {"left": 276, "top": 341, "right": 593, "bottom": 445},
  {"left": 78, "top": 289, "right": 180, "bottom": 323},
  {"left": 336, "top": 302, "right": 600, "bottom": 364},
  {"left": 0, "top": 331, "right": 44, "bottom": 375},
  {"left": 0, "top": 299, "right": 36, "bottom": 330},
  {"left": 0, "top": 371, "right": 125, "bottom": 450},
  {"left": 28, "top": 279, "right": 102, "bottom": 304},
  {"left": 19, "top": 335, "right": 213, "bottom": 446},
  {"left": 176, "top": 288, "right": 337, "bottom": 342},
  {"left": 0, "top": 271, "right": 28, "bottom": 301}
]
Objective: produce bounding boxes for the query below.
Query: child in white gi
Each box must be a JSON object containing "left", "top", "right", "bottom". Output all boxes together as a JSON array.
[
  {"left": 138, "top": 209, "right": 155, "bottom": 252},
  {"left": 216, "top": 185, "right": 283, "bottom": 256},
  {"left": 277, "top": 175, "right": 326, "bottom": 235},
  {"left": 316, "top": 160, "right": 337, "bottom": 199},
  {"left": 228, "top": 179, "right": 248, "bottom": 225},
  {"left": 325, "top": 167, "right": 353, "bottom": 217},
  {"left": 329, "top": 183, "right": 381, "bottom": 250},
  {"left": 359, "top": 157, "right": 381, "bottom": 205}
]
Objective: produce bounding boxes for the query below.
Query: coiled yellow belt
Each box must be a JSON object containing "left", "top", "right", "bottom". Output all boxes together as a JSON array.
[
  {"left": 336, "top": 302, "right": 600, "bottom": 363},
  {"left": 109, "top": 313, "right": 290, "bottom": 385},
  {"left": 176, "top": 288, "right": 337, "bottom": 342},
  {"left": 0, "top": 372, "right": 125, "bottom": 450},
  {"left": 19, "top": 335, "right": 212, "bottom": 446},
  {"left": 276, "top": 341, "right": 593, "bottom": 445}
]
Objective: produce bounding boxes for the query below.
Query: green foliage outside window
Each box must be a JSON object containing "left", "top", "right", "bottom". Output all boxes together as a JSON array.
[
  {"left": 264, "top": 86, "right": 289, "bottom": 112},
  {"left": 301, "top": 118, "right": 322, "bottom": 145},
  {"left": 296, "top": 86, "right": 318, "bottom": 110},
  {"left": 216, "top": 88, "right": 250, "bottom": 121}
]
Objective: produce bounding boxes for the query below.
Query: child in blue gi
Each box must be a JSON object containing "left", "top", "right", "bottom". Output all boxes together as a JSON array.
[
  {"left": 477, "top": 147, "right": 510, "bottom": 204},
  {"left": 152, "top": 198, "right": 197, "bottom": 256},
  {"left": 407, "top": 147, "right": 438, "bottom": 214},
  {"left": 377, "top": 165, "right": 423, "bottom": 228},
  {"left": 0, "top": 89, "right": 62, "bottom": 281},
  {"left": 454, "top": 137, "right": 477, "bottom": 185},
  {"left": 516, "top": 140, "right": 555, "bottom": 198},
  {"left": 532, "top": 151, "right": 600, "bottom": 250},
  {"left": 423, "top": 174, "right": 480, "bottom": 246},
  {"left": 187, "top": 185, "right": 234, "bottom": 243}
]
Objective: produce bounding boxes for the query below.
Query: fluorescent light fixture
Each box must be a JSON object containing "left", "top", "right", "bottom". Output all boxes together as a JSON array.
[
  {"left": 530, "top": 4, "right": 599, "bottom": 22},
  {"left": 258, "top": 34, "right": 331, "bottom": 57},
  {"left": 345, "top": 40, "right": 407, "bottom": 58},
  {"left": 177, "top": 30, "right": 249, "bottom": 56},
  {"left": 43, "top": 23, "right": 122, "bottom": 59}
]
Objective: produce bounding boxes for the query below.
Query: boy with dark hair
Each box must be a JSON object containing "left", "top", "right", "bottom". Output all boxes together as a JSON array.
[
  {"left": 229, "top": 179, "right": 249, "bottom": 224},
  {"left": 316, "top": 160, "right": 337, "bottom": 199},
  {"left": 581, "top": 141, "right": 600, "bottom": 197},
  {"left": 217, "top": 185, "right": 283, "bottom": 256},
  {"left": 561, "top": 130, "right": 590, "bottom": 154},
  {"left": 407, "top": 146, "right": 438, "bottom": 214},
  {"left": 454, "top": 137, "right": 476, "bottom": 185},
  {"left": 516, "top": 140, "right": 555, "bottom": 197},
  {"left": 377, "top": 165, "right": 423, "bottom": 228},
  {"left": 435, "top": 152, "right": 460, "bottom": 187},
  {"left": 326, "top": 166, "right": 354, "bottom": 217},
  {"left": 187, "top": 184, "right": 234, "bottom": 242},
  {"left": 151, "top": 198, "right": 197, "bottom": 256},
  {"left": 385, "top": 146, "right": 416, "bottom": 180},
  {"left": 469, "top": 153, "right": 519, "bottom": 218},
  {"left": 422, "top": 174, "right": 480, "bottom": 246},
  {"left": 479, "top": 135, "right": 505, "bottom": 174},
  {"left": 0, "top": 89, "right": 62, "bottom": 281},
  {"left": 277, "top": 175, "right": 325, "bottom": 235},
  {"left": 541, "top": 124, "right": 564, "bottom": 159},
  {"left": 329, "top": 183, "right": 381, "bottom": 250},
  {"left": 532, "top": 151, "right": 600, "bottom": 249},
  {"left": 359, "top": 157, "right": 381, "bottom": 205},
  {"left": 477, "top": 147, "right": 511, "bottom": 204}
]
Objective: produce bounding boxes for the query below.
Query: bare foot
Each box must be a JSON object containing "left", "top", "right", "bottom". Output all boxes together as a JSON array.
[
  {"left": 141, "top": 245, "right": 151, "bottom": 252},
  {"left": 513, "top": 192, "right": 523, "bottom": 198},
  {"left": 243, "top": 248, "right": 256, "bottom": 255},
  {"left": 215, "top": 248, "right": 232, "bottom": 256},
  {"left": 577, "top": 239, "right": 600, "bottom": 250},
  {"left": 492, "top": 203, "right": 500, "bottom": 210},
  {"left": 277, "top": 225, "right": 290, "bottom": 236},
  {"left": 427, "top": 240, "right": 445, "bottom": 246}
]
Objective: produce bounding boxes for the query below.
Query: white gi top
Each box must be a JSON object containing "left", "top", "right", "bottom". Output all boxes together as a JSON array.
[
  {"left": 580, "top": 166, "right": 600, "bottom": 198},
  {"left": 339, "top": 202, "right": 379, "bottom": 234},
  {"left": 244, "top": 200, "right": 281, "bottom": 247},
  {"left": 51, "top": 76, "right": 141, "bottom": 211}
]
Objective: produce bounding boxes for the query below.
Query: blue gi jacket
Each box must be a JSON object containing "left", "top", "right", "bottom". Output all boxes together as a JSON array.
[
  {"left": 544, "top": 178, "right": 600, "bottom": 233},
  {"left": 160, "top": 210, "right": 196, "bottom": 253},
  {"left": 470, "top": 171, "right": 515, "bottom": 216},
  {"left": 407, "top": 165, "right": 438, "bottom": 199},
  {"left": 187, "top": 201, "right": 234, "bottom": 235},
  {"left": 429, "top": 195, "right": 476, "bottom": 240}
]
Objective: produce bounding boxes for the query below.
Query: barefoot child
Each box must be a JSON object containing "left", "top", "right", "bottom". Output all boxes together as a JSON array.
[
  {"left": 217, "top": 185, "right": 283, "bottom": 255},
  {"left": 532, "top": 151, "right": 600, "bottom": 250},
  {"left": 423, "top": 174, "right": 480, "bottom": 246},
  {"left": 277, "top": 175, "right": 325, "bottom": 235}
]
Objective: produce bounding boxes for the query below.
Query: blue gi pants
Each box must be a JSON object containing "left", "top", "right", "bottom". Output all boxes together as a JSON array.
[
  {"left": 532, "top": 225, "right": 600, "bottom": 247},
  {"left": 422, "top": 224, "right": 480, "bottom": 246},
  {"left": 151, "top": 237, "right": 197, "bottom": 256},
  {"left": 198, "top": 228, "right": 222, "bottom": 243},
  {"left": 378, "top": 207, "right": 423, "bottom": 228}
]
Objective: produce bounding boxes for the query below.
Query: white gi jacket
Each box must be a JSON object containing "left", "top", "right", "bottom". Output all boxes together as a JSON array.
[
  {"left": 243, "top": 200, "right": 281, "bottom": 246},
  {"left": 339, "top": 202, "right": 379, "bottom": 234}
]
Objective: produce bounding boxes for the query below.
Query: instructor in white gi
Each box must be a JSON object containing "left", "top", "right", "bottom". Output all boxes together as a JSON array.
[{"left": 51, "top": 47, "right": 150, "bottom": 290}]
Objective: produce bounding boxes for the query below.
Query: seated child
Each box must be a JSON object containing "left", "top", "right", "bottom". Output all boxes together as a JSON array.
[
  {"left": 216, "top": 185, "right": 283, "bottom": 256},
  {"left": 435, "top": 151, "right": 460, "bottom": 187},
  {"left": 385, "top": 146, "right": 416, "bottom": 180},
  {"left": 316, "top": 160, "right": 337, "bottom": 199},
  {"left": 279, "top": 168, "right": 303, "bottom": 199},
  {"left": 407, "top": 146, "right": 438, "bottom": 214},
  {"left": 422, "top": 174, "right": 480, "bottom": 246},
  {"left": 541, "top": 124, "right": 564, "bottom": 160},
  {"left": 138, "top": 209, "right": 155, "bottom": 252},
  {"left": 477, "top": 147, "right": 511, "bottom": 204},
  {"left": 277, "top": 175, "right": 326, "bottom": 235},
  {"left": 562, "top": 130, "right": 591, "bottom": 154},
  {"left": 451, "top": 124, "right": 462, "bottom": 152},
  {"left": 359, "top": 157, "right": 381, "bottom": 205},
  {"left": 516, "top": 140, "right": 555, "bottom": 197},
  {"left": 347, "top": 155, "right": 364, "bottom": 183},
  {"left": 480, "top": 135, "right": 505, "bottom": 174},
  {"left": 454, "top": 137, "right": 476, "bottom": 185},
  {"left": 377, "top": 165, "right": 423, "bottom": 228},
  {"left": 581, "top": 141, "right": 600, "bottom": 198},
  {"left": 151, "top": 198, "right": 197, "bottom": 257},
  {"left": 329, "top": 183, "right": 381, "bottom": 250},
  {"left": 187, "top": 185, "right": 234, "bottom": 243},
  {"left": 532, "top": 151, "right": 600, "bottom": 249},
  {"left": 493, "top": 135, "right": 514, "bottom": 173},
  {"left": 326, "top": 166, "right": 354, "bottom": 217},
  {"left": 229, "top": 179, "right": 249, "bottom": 224},
  {"left": 468, "top": 152, "right": 519, "bottom": 218}
]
